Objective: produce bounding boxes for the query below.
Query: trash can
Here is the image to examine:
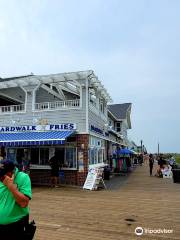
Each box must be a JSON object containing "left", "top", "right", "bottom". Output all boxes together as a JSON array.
[
  {"left": 172, "top": 169, "right": 180, "bottom": 183},
  {"left": 103, "top": 166, "right": 111, "bottom": 180},
  {"left": 59, "top": 170, "right": 65, "bottom": 183}
]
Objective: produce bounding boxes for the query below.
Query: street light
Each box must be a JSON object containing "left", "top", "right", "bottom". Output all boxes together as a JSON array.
[
  {"left": 140, "top": 140, "right": 143, "bottom": 153},
  {"left": 158, "top": 142, "right": 160, "bottom": 156}
]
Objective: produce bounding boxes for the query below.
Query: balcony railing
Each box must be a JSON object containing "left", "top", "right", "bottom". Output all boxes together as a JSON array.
[
  {"left": 0, "top": 104, "right": 25, "bottom": 114},
  {"left": 35, "top": 99, "right": 80, "bottom": 111}
]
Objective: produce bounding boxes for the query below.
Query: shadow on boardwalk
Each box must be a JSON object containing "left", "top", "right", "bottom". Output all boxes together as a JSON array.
[{"left": 30, "top": 164, "right": 180, "bottom": 240}]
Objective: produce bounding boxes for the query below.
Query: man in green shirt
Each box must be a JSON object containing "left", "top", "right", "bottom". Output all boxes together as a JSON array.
[{"left": 0, "top": 159, "right": 32, "bottom": 240}]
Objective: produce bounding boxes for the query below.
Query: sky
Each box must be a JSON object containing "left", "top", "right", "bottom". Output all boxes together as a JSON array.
[{"left": 0, "top": 0, "right": 180, "bottom": 153}]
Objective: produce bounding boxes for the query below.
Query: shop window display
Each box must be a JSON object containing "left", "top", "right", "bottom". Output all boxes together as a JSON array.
[
  {"left": 30, "top": 147, "right": 77, "bottom": 169},
  {"left": 89, "top": 136, "right": 105, "bottom": 165},
  {"left": 89, "top": 147, "right": 104, "bottom": 165},
  {"left": 5, "top": 146, "right": 77, "bottom": 169},
  {"left": 65, "top": 148, "right": 77, "bottom": 168}
]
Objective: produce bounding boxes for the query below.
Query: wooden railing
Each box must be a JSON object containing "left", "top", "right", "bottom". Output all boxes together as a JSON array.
[
  {"left": 35, "top": 99, "right": 80, "bottom": 110},
  {"left": 0, "top": 104, "right": 25, "bottom": 113}
]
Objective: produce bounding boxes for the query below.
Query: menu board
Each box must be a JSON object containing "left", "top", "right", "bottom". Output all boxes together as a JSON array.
[{"left": 83, "top": 166, "right": 105, "bottom": 190}]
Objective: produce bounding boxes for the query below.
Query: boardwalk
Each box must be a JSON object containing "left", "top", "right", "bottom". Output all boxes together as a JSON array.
[{"left": 30, "top": 164, "right": 180, "bottom": 240}]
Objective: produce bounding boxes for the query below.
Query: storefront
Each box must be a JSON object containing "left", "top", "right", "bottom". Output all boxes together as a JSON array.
[
  {"left": 0, "top": 70, "right": 132, "bottom": 186},
  {"left": 0, "top": 123, "right": 84, "bottom": 185}
]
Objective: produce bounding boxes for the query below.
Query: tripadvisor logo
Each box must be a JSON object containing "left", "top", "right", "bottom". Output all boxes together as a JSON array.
[
  {"left": 135, "top": 226, "right": 173, "bottom": 236},
  {"left": 135, "top": 227, "right": 144, "bottom": 236}
]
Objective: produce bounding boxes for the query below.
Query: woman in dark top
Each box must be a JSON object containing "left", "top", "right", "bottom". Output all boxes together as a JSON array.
[{"left": 149, "top": 154, "right": 154, "bottom": 176}]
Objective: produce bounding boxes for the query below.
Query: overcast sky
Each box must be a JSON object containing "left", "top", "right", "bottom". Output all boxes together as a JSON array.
[{"left": 0, "top": 0, "right": 180, "bottom": 153}]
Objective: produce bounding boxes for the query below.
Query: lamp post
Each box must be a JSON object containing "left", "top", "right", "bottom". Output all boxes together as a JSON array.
[
  {"left": 140, "top": 140, "right": 143, "bottom": 153},
  {"left": 158, "top": 142, "right": 160, "bottom": 156}
]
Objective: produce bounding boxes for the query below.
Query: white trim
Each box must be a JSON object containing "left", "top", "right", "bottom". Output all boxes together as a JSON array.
[
  {"left": 0, "top": 104, "right": 26, "bottom": 115},
  {"left": 20, "top": 86, "right": 28, "bottom": 113},
  {"left": 30, "top": 165, "right": 77, "bottom": 170},
  {"left": 85, "top": 78, "right": 89, "bottom": 132},
  {"left": 34, "top": 99, "right": 81, "bottom": 111},
  {"left": 89, "top": 132, "right": 125, "bottom": 145},
  {"left": 76, "top": 132, "right": 89, "bottom": 134},
  {"left": 41, "top": 84, "right": 64, "bottom": 100},
  {"left": 0, "top": 111, "right": 26, "bottom": 115},
  {"left": 89, "top": 132, "right": 109, "bottom": 141},
  {"left": 0, "top": 138, "right": 65, "bottom": 143},
  {"left": 32, "top": 84, "right": 41, "bottom": 111},
  {"left": 89, "top": 163, "right": 108, "bottom": 168},
  {"left": 79, "top": 85, "right": 83, "bottom": 108},
  {"left": 33, "top": 107, "right": 82, "bottom": 113}
]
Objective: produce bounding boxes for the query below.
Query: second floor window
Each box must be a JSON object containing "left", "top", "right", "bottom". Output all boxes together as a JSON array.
[
  {"left": 99, "top": 99, "right": 105, "bottom": 114},
  {"left": 116, "top": 122, "right": 121, "bottom": 132}
]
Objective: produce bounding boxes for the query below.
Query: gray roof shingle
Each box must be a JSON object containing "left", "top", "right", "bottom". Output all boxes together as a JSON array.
[{"left": 108, "top": 103, "right": 131, "bottom": 120}]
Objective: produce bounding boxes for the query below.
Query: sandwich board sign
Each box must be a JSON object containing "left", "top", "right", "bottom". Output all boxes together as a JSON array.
[{"left": 83, "top": 166, "right": 106, "bottom": 190}]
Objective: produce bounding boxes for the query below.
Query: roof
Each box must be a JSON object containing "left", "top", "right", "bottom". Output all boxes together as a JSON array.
[
  {"left": 108, "top": 103, "right": 131, "bottom": 120},
  {"left": 0, "top": 70, "right": 112, "bottom": 102},
  {"left": 0, "top": 74, "right": 33, "bottom": 82}
]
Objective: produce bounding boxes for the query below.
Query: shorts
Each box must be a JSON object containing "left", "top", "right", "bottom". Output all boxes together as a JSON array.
[{"left": 51, "top": 169, "right": 59, "bottom": 177}]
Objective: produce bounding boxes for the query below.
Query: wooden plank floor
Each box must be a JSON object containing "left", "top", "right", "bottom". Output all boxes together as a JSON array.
[{"left": 30, "top": 164, "right": 180, "bottom": 240}]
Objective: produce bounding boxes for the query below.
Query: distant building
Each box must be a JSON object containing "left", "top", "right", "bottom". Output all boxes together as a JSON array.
[{"left": 108, "top": 103, "right": 132, "bottom": 146}]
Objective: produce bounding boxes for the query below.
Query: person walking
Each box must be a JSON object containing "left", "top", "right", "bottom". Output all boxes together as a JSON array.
[
  {"left": 168, "top": 156, "right": 176, "bottom": 167},
  {"left": 149, "top": 154, "right": 154, "bottom": 176},
  {"left": 144, "top": 153, "right": 149, "bottom": 165},
  {"left": 0, "top": 159, "right": 33, "bottom": 240}
]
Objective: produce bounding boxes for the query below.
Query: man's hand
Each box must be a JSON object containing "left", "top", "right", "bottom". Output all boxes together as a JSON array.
[
  {"left": 3, "top": 175, "right": 29, "bottom": 208},
  {"left": 3, "top": 175, "right": 17, "bottom": 191}
]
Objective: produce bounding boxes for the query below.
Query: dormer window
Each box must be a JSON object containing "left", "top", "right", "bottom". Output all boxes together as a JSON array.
[{"left": 116, "top": 122, "right": 121, "bottom": 132}]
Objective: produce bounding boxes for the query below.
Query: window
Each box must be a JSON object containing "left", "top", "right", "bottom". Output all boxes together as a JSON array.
[
  {"left": 7, "top": 148, "right": 16, "bottom": 162},
  {"left": 65, "top": 148, "right": 77, "bottom": 168},
  {"left": 30, "top": 148, "right": 39, "bottom": 164},
  {"left": 89, "top": 148, "right": 96, "bottom": 165},
  {"left": 30, "top": 148, "right": 49, "bottom": 165},
  {"left": 40, "top": 148, "right": 49, "bottom": 165},
  {"left": 30, "top": 147, "right": 77, "bottom": 169},
  {"left": 99, "top": 99, "right": 105, "bottom": 113},
  {"left": 89, "top": 136, "right": 105, "bottom": 165},
  {"left": 116, "top": 122, "right": 121, "bottom": 132},
  {"left": 89, "top": 148, "right": 104, "bottom": 164},
  {"left": 98, "top": 149, "right": 103, "bottom": 163},
  {"left": 109, "top": 120, "right": 112, "bottom": 126}
]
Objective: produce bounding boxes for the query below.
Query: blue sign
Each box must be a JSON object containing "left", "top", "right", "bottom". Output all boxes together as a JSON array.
[{"left": 90, "top": 125, "right": 104, "bottom": 135}]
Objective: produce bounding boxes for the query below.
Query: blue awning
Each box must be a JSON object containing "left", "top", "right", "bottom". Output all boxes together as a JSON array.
[{"left": 0, "top": 131, "right": 75, "bottom": 147}]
